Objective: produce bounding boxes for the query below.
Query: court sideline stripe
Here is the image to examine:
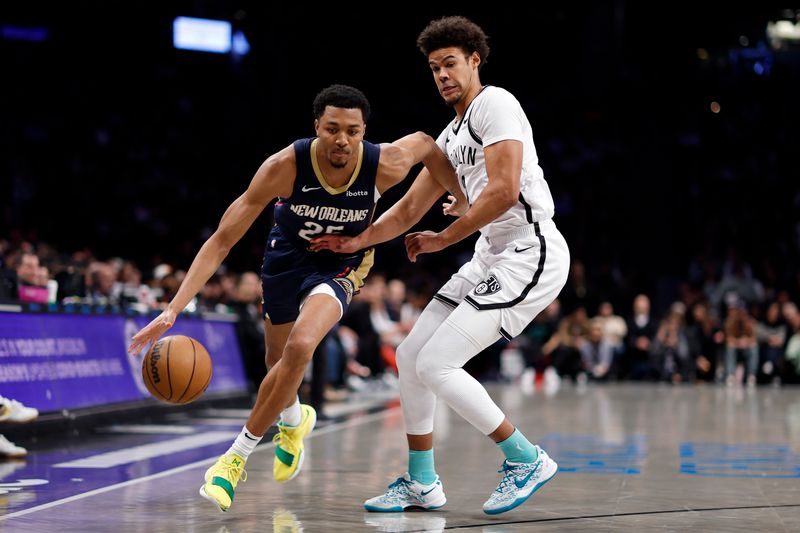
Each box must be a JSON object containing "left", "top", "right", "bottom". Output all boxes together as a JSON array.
[
  {"left": 444, "top": 502, "right": 800, "bottom": 530},
  {"left": 0, "top": 406, "right": 401, "bottom": 521},
  {"left": 53, "top": 431, "right": 236, "bottom": 468}
]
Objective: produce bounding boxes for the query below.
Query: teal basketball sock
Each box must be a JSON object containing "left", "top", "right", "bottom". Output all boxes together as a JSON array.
[
  {"left": 408, "top": 449, "right": 437, "bottom": 485},
  {"left": 497, "top": 429, "right": 538, "bottom": 463}
]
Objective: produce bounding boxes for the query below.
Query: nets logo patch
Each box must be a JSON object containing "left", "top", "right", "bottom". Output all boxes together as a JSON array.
[
  {"left": 332, "top": 278, "right": 355, "bottom": 304},
  {"left": 474, "top": 275, "right": 501, "bottom": 296}
]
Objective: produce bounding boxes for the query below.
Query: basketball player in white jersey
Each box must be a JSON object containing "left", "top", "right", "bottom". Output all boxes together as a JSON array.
[{"left": 310, "top": 16, "right": 569, "bottom": 514}]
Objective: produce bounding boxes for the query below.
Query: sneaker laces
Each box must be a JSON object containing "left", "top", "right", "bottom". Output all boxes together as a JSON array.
[
  {"left": 494, "top": 462, "right": 517, "bottom": 493},
  {"left": 272, "top": 427, "right": 299, "bottom": 455},
  {"left": 219, "top": 460, "right": 248, "bottom": 484},
  {"left": 494, "top": 461, "right": 540, "bottom": 494},
  {"left": 385, "top": 477, "right": 412, "bottom": 498}
]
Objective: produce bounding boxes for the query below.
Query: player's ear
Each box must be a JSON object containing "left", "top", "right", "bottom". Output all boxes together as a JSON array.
[
  {"left": 314, "top": 119, "right": 320, "bottom": 134},
  {"left": 471, "top": 51, "right": 481, "bottom": 69}
]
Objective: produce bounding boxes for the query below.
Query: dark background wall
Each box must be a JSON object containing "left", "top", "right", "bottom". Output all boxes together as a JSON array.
[{"left": 3, "top": 2, "right": 799, "bottom": 311}]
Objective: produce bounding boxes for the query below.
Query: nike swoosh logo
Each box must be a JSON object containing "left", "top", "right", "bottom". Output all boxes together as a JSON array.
[
  {"left": 302, "top": 185, "right": 321, "bottom": 192},
  {"left": 244, "top": 432, "right": 258, "bottom": 441},
  {"left": 514, "top": 245, "right": 534, "bottom": 253},
  {"left": 420, "top": 486, "right": 438, "bottom": 496},
  {"left": 514, "top": 470, "right": 536, "bottom": 488}
]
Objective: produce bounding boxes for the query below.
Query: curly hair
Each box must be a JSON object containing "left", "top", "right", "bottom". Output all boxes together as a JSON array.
[
  {"left": 313, "top": 84, "right": 371, "bottom": 121},
  {"left": 416, "top": 16, "right": 490, "bottom": 69}
]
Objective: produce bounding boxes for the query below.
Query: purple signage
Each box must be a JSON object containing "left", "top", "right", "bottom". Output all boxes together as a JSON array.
[{"left": 0, "top": 313, "right": 249, "bottom": 412}]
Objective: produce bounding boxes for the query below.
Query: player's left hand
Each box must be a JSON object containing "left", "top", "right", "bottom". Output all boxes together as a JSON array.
[
  {"left": 309, "top": 234, "right": 360, "bottom": 253},
  {"left": 405, "top": 230, "right": 446, "bottom": 262},
  {"left": 128, "top": 308, "right": 177, "bottom": 355},
  {"left": 442, "top": 194, "right": 468, "bottom": 217}
]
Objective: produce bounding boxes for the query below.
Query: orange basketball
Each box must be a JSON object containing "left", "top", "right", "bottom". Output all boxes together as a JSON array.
[{"left": 142, "top": 335, "right": 212, "bottom": 404}]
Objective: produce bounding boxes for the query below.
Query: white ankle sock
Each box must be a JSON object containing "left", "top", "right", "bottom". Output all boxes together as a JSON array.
[
  {"left": 227, "top": 426, "right": 262, "bottom": 459},
  {"left": 281, "top": 396, "right": 302, "bottom": 427}
]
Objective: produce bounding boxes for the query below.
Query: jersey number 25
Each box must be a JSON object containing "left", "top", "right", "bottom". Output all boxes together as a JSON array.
[{"left": 298, "top": 221, "right": 344, "bottom": 241}]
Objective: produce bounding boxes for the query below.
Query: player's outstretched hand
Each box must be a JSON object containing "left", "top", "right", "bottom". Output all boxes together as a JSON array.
[
  {"left": 405, "top": 230, "right": 446, "bottom": 262},
  {"left": 442, "top": 194, "right": 468, "bottom": 217},
  {"left": 309, "top": 235, "right": 360, "bottom": 253},
  {"left": 128, "top": 308, "right": 177, "bottom": 354}
]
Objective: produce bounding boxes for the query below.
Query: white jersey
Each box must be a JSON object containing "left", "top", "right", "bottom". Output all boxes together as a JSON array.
[{"left": 435, "top": 85, "right": 555, "bottom": 239}]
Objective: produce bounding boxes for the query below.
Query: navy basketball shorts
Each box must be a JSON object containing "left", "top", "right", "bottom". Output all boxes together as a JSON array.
[{"left": 260, "top": 228, "right": 373, "bottom": 325}]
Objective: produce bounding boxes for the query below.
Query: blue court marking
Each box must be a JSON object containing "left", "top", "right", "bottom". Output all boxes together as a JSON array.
[
  {"left": 0, "top": 407, "right": 399, "bottom": 519},
  {"left": 680, "top": 442, "right": 800, "bottom": 478},
  {"left": 539, "top": 434, "right": 646, "bottom": 475},
  {"left": 0, "top": 421, "right": 240, "bottom": 517}
]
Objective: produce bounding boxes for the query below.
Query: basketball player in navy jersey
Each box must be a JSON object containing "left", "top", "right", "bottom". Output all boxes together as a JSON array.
[
  {"left": 311, "top": 18, "right": 570, "bottom": 514},
  {"left": 128, "top": 84, "right": 463, "bottom": 512}
]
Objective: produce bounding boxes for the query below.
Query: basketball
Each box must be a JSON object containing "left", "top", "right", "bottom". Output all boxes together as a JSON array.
[{"left": 142, "top": 335, "right": 212, "bottom": 404}]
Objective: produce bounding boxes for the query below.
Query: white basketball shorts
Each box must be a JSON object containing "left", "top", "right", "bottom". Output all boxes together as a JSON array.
[{"left": 432, "top": 219, "right": 570, "bottom": 340}]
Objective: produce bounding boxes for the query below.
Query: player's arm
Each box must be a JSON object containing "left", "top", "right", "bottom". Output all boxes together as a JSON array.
[
  {"left": 310, "top": 167, "right": 445, "bottom": 253},
  {"left": 375, "top": 132, "right": 465, "bottom": 205},
  {"left": 368, "top": 168, "right": 447, "bottom": 247},
  {"left": 405, "top": 139, "right": 521, "bottom": 260},
  {"left": 442, "top": 139, "right": 520, "bottom": 244},
  {"left": 309, "top": 132, "right": 459, "bottom": 253},
  {"left": 129, "top": 146, "right": 296, "bottom": 354}
]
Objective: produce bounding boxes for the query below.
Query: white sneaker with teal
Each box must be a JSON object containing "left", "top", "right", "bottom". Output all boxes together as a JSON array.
[
  {"left": 364, "top": 473, "right": 446, "bottom": 512},
  {"left": 483, "top": 446, "right": 557, "bottom": 515}
]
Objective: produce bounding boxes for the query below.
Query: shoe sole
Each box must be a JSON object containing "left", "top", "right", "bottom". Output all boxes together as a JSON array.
[
  {"left": 483, "top": 461, "right": 558, "bottom": 515},
  {"left": 281, "top": 407, "right": 317, "bottom": 483},
  {"left": 7, "top": 415, "right": 38, "bottom": 423},
  {"left": 0, "top": 451, "right": 27, "bottom": 458},
  {"left": 364, "top": 501, "right": 446, "bottom": 513},
  {"left": 364, "top": 490, "right": 447, "bottom": 512},
  {"left": 198, "top": 485, "right": 229, "bottom": 513}
]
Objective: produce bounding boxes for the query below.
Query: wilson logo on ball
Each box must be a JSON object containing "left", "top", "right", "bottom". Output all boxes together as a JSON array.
[
  {"left": 150, "top": 342, "right": 162, "bottom": 383},
  {"left": 142, "top": 335, "right": 213, "bottom": 405}
]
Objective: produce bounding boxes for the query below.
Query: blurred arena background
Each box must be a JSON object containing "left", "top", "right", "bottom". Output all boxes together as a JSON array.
[
  {"left": 1, "top": 3, "right": 800, "bottom": 531},
  {"left": 4, "top": 4, "right": 797, "bottom": 304}
]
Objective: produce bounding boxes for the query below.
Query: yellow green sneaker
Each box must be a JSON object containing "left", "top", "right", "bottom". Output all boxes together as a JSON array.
[
  {"left": 199, "top": 452, "right": 247, "bottom": 512},
  {"left": 273, "top": 404, "right": 317, "bottom": 482}
]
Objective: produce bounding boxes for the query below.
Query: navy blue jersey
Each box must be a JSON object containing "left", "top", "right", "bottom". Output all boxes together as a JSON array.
[
  {"left": 260, "top": 137, "right": 381, "bottom": 324},
  {"left": 273, "top": 137, "right": 381, "bottom": 251}
]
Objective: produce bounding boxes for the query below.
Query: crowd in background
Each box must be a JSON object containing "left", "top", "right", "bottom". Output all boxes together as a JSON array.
[
  {"left": 2, "top": 238, "right": 799, "bottom": 402},
  {"left": 3, "top": 7, "right": 798, "bottom": 306},
  {"left": 2, "top": 7, "right": 800, "bottom": 402}
]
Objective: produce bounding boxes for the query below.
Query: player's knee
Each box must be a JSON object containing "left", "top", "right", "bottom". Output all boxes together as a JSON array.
[
  {"left": 415, "top": 350, "right": 449, "bottom": 389},
  {"left": 395, "top": 341, "right": 416, "bottom": 377},
  {"left": 281, "top": 336, "right": 315, "bottom": 371}
]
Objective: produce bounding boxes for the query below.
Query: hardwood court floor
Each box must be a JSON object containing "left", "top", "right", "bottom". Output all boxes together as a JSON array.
[{"left": 2, "top": 383, "right": 799, "bottom": 532}]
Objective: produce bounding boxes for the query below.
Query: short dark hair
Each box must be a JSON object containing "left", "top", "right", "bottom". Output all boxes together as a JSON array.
[
  {"left": 417, "top": 16, "right": 490, "bottom": 69},
  {"left": 313, "top": 84, "right": 371, "bottom": 121}
]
